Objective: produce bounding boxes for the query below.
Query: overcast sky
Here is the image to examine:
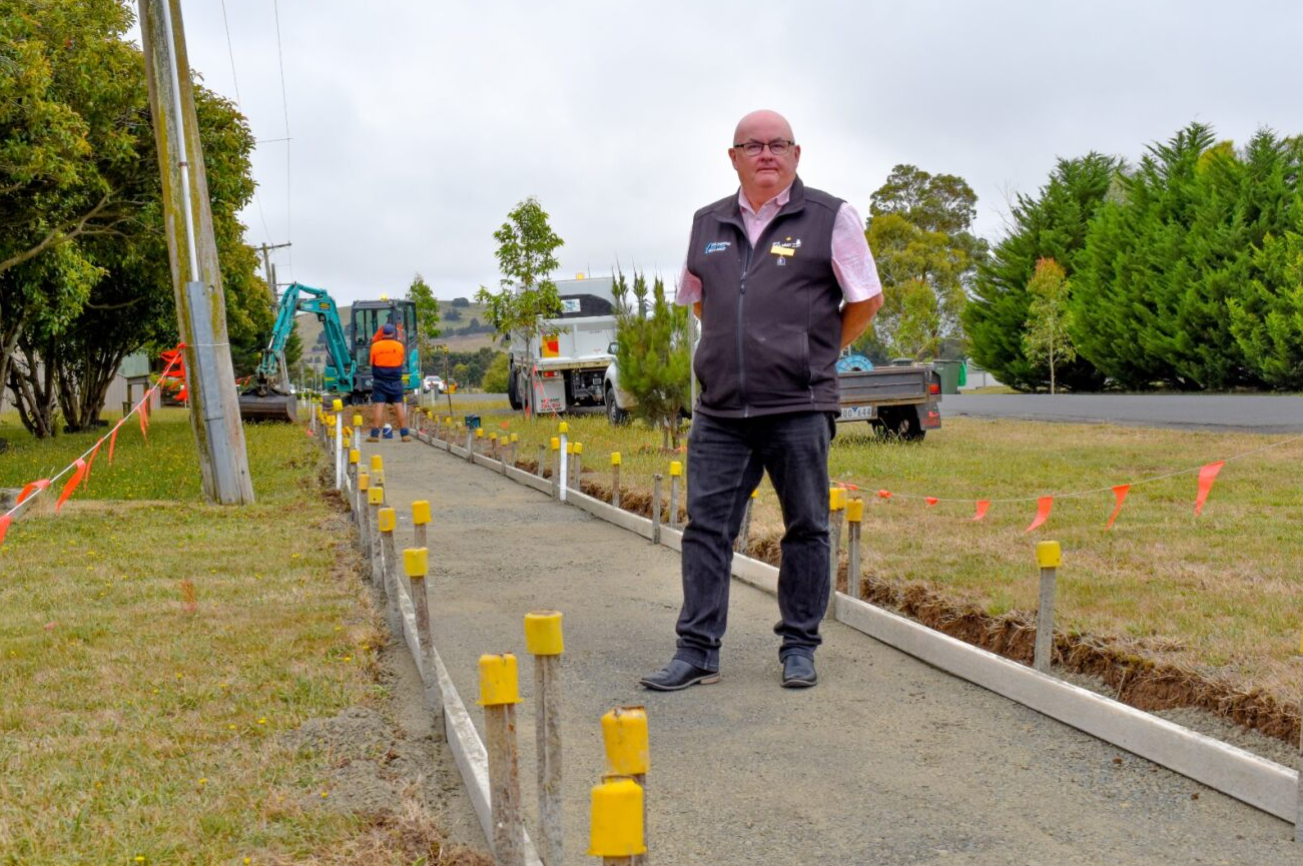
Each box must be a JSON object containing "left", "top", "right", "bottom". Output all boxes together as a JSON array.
[{"left": 161, "top": 0, "right": 1303, "bottom": 306}]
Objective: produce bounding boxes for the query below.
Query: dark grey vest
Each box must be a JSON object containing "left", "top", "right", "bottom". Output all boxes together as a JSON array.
[{"left": 687, "top": 177, "right": 844, "bottom": 418}]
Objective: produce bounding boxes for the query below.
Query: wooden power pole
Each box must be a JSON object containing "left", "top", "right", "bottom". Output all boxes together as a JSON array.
[{"left": 139, "top": 0, "right": 255, "bottom": 504}]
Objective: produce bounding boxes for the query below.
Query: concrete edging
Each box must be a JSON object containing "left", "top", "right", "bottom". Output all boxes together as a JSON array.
[{"left": 412, "top": 424, "right": 1300, "bottom": 824}]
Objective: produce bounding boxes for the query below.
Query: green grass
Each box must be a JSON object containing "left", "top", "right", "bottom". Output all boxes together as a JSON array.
[
  {"left": 0, "top": 414, "right": 398, "bottom": 863},
  {"left": 429, "top": 408, "right": 1303, "bottom": 701}
]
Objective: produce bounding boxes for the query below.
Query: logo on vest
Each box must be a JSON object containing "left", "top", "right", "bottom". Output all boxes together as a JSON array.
[
  {"left": 770, "top": 237, "right": 801, "bottom": 266},
  {"left": 704, "top": 241, "right": 731, "bottom": 254}
]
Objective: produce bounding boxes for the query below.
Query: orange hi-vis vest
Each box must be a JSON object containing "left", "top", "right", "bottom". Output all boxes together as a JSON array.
[{"left": 369, "top": 338, "right": 405, "bottom": 370}]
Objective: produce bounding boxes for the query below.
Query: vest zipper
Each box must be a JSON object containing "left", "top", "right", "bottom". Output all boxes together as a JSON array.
[{"left": 737, "top": 241, "right": 752, "bottom": 417}]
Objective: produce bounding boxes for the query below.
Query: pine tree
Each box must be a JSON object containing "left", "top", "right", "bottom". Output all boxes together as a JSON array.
[
  {"left": 962, "top": 153, "right": 1118, "bottom": 391},
  {"left": 611, "top": 270, "right": 691, "bottom": 449}
]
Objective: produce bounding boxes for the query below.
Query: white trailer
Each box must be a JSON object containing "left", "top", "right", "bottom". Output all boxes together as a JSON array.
[{"left": 506, "top": 277, "right": 617, "bottom": 415}]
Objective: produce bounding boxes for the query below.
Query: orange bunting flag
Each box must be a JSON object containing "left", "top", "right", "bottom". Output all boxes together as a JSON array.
[
  {"left": 138, "top": 397, "right": 149, "bottom": 442},
  {"left": 56, "top": 459, "right": 87, "bottom": 513},
  {"left": 16, "top": 479, "right": 51, "bottom": 506},
  {"left": 1194, "top": 461, "right": 1225, "bottom": 517},
  {"left": 1024, "top": 496, "right": 1053, "bottom": 533},
  {"left": 109, "top": 422, "right": 122, "bottom": 464},
  {"left": 0, "top": 513, "right": 10, "bottom": 547},
  {"left": 925, "top": 497, "right": 939, "bottom": 507},
  {"left": 303, "top": 427, "right": 312, "bottom": 438},
  {"left": 1106, "top": 484, "right": 1130, "bottom": 530},
  {"left": 972, "top": 500, "right": 990, "bottom": 521},
  {"left": 877, "top": 489, "right": 892, "bottom": 500}
]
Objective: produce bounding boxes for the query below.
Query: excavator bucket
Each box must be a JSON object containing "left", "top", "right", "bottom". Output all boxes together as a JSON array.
[{"left": 238, "top": 390, "right": 298, "bottom": 423}]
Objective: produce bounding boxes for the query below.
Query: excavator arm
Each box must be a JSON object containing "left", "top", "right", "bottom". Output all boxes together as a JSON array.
[{"left": 240, "top": 282, "right": 357, "bottom": 422}]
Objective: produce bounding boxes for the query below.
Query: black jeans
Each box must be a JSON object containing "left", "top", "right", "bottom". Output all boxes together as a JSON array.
[{"left": 674, "top": 411, "right": 834, "bottom": 670}]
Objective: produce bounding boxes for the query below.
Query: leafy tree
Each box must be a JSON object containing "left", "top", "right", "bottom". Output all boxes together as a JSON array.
[
  {"left": 3, "top": 5, "right": 266, "bottom": 432},
  {"left": 612, "top": 270, "right": 691, "bottom": 449},
  {"left": 857, "top": 165, "right": 986, "bottom": 361},
  {"left": 963, "top": 153, "right": 1119, "bottom": 391},
  {"left": 1021, "top": 258, "right": 1076, "bottom": 394},
  {"left": 405, "top": 272, "right": 441, "bottom": 375},
  {"left": 481, "top": 352, "right": 510, "bottom": 392},
  {"left": 476, "top": 196, "right": 564, "bottom": 349},
  {"left": 451, "top": 296, "right": 470, "bottom": 307},
  {"left": 443, "top": 306, "right": 463, "bottom": 322}
]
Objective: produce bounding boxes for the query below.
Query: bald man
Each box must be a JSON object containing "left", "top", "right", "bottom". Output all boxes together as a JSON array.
[{"left": 639, "top": 110, "right": 883, "bottom": 692}]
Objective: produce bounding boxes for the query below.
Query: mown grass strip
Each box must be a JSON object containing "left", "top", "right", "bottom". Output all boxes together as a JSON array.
[{"left": 0, "top": 416, "right": 396, "bottom": 862}]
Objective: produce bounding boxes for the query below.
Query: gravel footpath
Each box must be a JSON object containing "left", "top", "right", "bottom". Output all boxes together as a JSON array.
[{"left": 368, "top": 437, "right": 1295, "bottom": 865}]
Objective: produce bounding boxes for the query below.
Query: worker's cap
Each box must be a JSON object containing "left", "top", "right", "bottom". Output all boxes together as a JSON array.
[{"left": 381, "top": 323, "right": 397, "bottom": 337}]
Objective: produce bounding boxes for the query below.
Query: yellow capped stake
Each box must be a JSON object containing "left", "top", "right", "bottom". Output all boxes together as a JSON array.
[
  {"left": 352, "top": 413, "right": 363, "bottom": 427},
  {"left": 412, "top": 500, "right": 431, "bottom": 525},
  {"left": 404, "top": 547, "right": 428, "bottom": 578},
  {"left": 524, "top": 610, "right": 564, "bottom": 656},
  {"left": 601, "top": 706, "right": 649, "bottom": 776},
  {"left": 370, "top": 454, "right": 384, "bottom": 472},
  {"left": 343, "top": 426, "right": 352, "bottom": 438},
  {"left": 348, "top": 448, "right": 360, "bottom": 465},
  {"left": 573, "top": 442, "right": 583, "bottom": 455},
  {"left": 558, "top": 421, "right": 569, "bottom": 434},
  {"left": 550, "top": 437, "right": 560, "bottom": 452},
  {"left": 378, "top": 507, "right": 396, "bottom": 533},
  {"left": 510, "top": 433, "right": 518, "bottom": 443},
  {"left": 588, "top": 777, "right": 647, "bottom": 858},
  {"left": 358, "top": 471, "right": 370, "bottom": 491},
  {"left": 476, "top": 428, "right": 484, "bottom": 439},
  {"left": 367, "top": 486, "right": 384, "bottom": 506},
  {"left": 445, "top": 416, "right": 453, "bottom": 425},
  {"left": 478, "top": 653, "right": 521, "bottom": 706},
  {"left": 1036, "top": 540, "right": 1062, "bottom": 569},
  {"left": 611, "top": 451, "right": 622, "bottom": 466},
  {"left": 566, "top": 441, "right": 574, "bottom": 454},
  {"left": 669, "top": 460, "right": 682, "bottom": 477},
  {"left": 846, "top": 498, "right": 864, "bottom": 522},
  {"left": 332, "top": 398, "right": 343, "bottom": 411},
  {"left": 829, "top": 488, "right": 846, "bottom": 511},
  {"left": 489, "top": 432, "right": 498, "bottom": 442}
]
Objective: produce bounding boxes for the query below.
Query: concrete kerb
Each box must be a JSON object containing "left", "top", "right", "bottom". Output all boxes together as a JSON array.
[{"left": 411, "top": 422, "right": 1301, "bottom": 826}]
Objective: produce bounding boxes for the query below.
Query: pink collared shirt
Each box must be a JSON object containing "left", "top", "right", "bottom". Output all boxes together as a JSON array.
[{"left": 676, "top": 184, "right": 883, "bottom": 306}]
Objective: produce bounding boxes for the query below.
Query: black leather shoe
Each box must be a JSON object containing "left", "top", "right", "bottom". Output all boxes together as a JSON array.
[
  {"left": 781, "top": 655, "right": 818, "bottom": 688},
  {"left": 638, "top": 659, "right": 721, "bottom": 691}
]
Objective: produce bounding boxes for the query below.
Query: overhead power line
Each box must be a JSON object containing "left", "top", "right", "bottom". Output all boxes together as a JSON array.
[{"left": 272, "top": 0, "right": 293, "bottom": 279}]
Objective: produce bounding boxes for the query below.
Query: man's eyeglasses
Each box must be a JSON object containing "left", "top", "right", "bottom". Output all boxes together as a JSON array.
[{"left": 732, "top": 139, "right": 795, "bottom": 157}]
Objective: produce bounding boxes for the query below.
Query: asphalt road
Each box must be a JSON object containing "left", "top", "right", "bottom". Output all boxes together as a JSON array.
[
  {"left": 369, "top": 437, "right": 1294, "bottom": 865},
  {"left": 943, "top": 393, "right": 1303, "bottom": 433}
]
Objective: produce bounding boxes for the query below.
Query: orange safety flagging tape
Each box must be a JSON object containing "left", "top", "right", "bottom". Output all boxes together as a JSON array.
[
  {"left": 55, "top": 459, "right": 87, "bottom": 513},
  {"left": 139, "top": 395, "right": 149, "bottom": 442},
  {"left": 1024, "top": 496, "right": 1053, "bottom": 533},
  {"left": 972, "top": 500, "right": 990, "bottom": 521},
  {"left": 85, "top": 438, "right": 104, "bottom": 485},
  {"left": 109, "top": 423, "right": 121, "bottom": 464},
  {"left": 877, "top": 489, "right": 892, "bottom": 499},
  {"left": 1194, "top": 461, "right": 1225, "bottom": 517},
  {"left": 925, "top": 496, "right": 939, "bottom": 507},
  {"left": 1107, "top": 484, "right": 1130, "bottom": 530},
  {"left": 16, "top": 479, "right": 51, "bottom": 506},
  {"left": 0, "top": 514, "right": 9, "bottom": 546}
]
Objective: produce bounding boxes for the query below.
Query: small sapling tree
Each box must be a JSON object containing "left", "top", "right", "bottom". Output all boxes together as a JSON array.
[{"left": 612, "top": 270, "right": 692, "bottom": 449}]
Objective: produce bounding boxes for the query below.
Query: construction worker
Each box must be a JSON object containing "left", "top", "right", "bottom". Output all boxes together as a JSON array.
[{"left": 368, "top": 323, "right": 410, "bottom": 442}]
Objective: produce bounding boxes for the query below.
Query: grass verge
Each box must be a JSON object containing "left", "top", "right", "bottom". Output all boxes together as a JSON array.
[
  {"left": 425, "top": 408, "right": 1303, "bottom": 739},
  {"left": 0, "top": 411, "right": 472, "bottom": 863}
]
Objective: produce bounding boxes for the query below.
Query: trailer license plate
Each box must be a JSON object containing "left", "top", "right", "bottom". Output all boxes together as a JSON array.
[{"left": 838, "top": 405, "right": 876, "bottom": 421}]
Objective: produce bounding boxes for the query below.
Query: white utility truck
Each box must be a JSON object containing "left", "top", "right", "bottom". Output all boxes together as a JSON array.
[{"left": 506, "top": 276, "right": 617, "bottom": 415}]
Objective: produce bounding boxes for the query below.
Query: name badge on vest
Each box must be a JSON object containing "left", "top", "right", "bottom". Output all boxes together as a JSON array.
[{"left": 770, "top": 237, "right": 801, "bottom": 266}]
